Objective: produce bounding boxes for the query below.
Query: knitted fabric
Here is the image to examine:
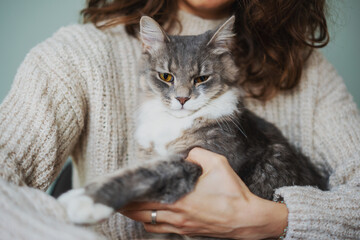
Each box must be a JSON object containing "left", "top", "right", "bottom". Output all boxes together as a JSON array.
[{"left": 0, "top": 11, "right": 359, "bottom": 239}]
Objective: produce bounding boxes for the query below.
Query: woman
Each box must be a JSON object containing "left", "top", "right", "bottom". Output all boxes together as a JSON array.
[{"left": 0, "top": 0, "right": 359, "bottom": 239}]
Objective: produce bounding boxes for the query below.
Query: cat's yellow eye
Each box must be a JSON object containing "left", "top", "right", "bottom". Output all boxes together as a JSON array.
[
  {"left": 159, "top": 73, "right": 174, "bottom": 82},
  {"left": 194, "top": 76, "right": 209, "bottom": 84}
]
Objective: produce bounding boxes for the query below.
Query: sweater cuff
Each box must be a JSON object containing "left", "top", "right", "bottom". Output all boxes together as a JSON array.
[{"left": 274, "top": 185, "right": 360, "bottom": 239}]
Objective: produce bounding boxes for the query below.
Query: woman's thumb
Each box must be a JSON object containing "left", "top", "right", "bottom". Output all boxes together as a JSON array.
[{"left": 186, "top": 147, "right": 229, "bottom": 173}]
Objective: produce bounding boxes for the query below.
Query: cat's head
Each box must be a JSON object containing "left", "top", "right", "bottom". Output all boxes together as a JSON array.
[{"left": 139, "top": 16, "right": 240, "bottom": 118}]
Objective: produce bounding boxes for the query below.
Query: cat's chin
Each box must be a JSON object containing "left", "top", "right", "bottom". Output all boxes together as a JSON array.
[{"left": 167, "top": 109, "right": 195, "bottom": 118}]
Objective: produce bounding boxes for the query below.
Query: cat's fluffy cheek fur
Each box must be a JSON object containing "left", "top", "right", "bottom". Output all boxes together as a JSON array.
[{"left": 185, "top": 95, "right": 209, "bottom": 111}]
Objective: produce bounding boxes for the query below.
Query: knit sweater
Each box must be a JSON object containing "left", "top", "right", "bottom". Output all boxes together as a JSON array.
[{"left": 0, "top": 10, "right": 359, "bottom": 240}]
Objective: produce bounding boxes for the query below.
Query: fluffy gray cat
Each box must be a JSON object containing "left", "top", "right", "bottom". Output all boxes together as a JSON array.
[{"left": 59, "top": 16, "right": 328, "bottom": 232}]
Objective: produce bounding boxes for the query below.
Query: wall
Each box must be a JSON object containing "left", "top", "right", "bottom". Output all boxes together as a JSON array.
[
  {"left": 1, "top": 0, "right": 359, "bottom": 105},
  {"left": 0, "top": 0, "right": 84, "bottom": 101},
  {"left": 321, "top": 0, "right": 360, "bottom": 105}
]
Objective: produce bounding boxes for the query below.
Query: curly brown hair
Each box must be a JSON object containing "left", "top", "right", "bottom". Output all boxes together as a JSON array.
[{"left": 82, "top": 0, "right": 329, "bottom": 100}]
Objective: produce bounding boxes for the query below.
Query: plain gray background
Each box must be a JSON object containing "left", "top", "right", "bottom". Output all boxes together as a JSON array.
[{"left": 0, "top": 0, "right": 359, "bottom": 105}]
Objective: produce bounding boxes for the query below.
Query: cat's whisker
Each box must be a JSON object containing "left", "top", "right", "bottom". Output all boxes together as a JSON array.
[
  {"left": 218, "top": 116, "right": 231, "bottom": 132},
  {"left": 228, "top": 115, "right": 247, "bottom": 138},
  {"left": 215, "top": 119, "right": 225, "bottom": 132}
]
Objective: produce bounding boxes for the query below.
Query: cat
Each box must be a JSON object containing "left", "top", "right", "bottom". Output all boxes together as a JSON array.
[{"left": 59, "top": 16, "right": 328, "bottom": 231}]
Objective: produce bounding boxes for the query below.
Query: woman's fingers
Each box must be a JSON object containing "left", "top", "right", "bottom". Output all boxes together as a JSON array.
[
  {"left": 121, "top": 209, "right": 186, "bottom": 226},
  {"left": 122, "top": 201, "right": 172, "bottom": 211},
  {"left": 120, "top": 210, "right": 152, "bottom": 223},
  {"left": 142, "top": 223, "right": 221, "bottom": 237},
  {"left": 143, "top": 223, "right": 185, "bottom": 235}
]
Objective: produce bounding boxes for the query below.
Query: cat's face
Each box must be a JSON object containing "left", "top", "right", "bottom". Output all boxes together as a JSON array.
[{"left": 139, "top": 16, "right": 239, "bottom": 118}]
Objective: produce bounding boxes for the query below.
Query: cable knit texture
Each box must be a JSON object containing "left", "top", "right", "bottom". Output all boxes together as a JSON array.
[{"left": 0, "top": 11, "right": 359, "bottom": 239}]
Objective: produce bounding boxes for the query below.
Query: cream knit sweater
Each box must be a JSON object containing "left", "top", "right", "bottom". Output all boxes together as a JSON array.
[{"left": 0, "top": 11, "right": 359, "bottom": 240}]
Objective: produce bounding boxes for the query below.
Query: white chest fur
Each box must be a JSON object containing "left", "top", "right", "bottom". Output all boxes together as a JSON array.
[{"left": 135, "top": 89, "right": 240, "bottom": 156}]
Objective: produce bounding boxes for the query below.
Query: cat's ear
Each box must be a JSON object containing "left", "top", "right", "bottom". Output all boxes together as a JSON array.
[
  {"left": 140, "top": 16, "right": 170, "bottom": 54},
  {"left": 207, "top": 16, "right": 236, "bottom": 54}
]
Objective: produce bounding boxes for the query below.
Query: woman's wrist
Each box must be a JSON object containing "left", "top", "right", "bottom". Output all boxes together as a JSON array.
[
  {"left": 230, "top": 194, "right": 288, "bottom": 239},
  {"left": 257, "top": 197, "right": 288, "bottom": 239}
]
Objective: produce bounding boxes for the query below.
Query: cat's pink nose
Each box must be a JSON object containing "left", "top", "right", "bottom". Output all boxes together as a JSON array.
[{"left": 176, "top": 97, "right": 190, "bottom": 105}]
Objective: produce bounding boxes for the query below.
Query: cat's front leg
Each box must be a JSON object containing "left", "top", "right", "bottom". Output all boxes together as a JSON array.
[{"left": 58, "top": 158, "right": 202, "bottom": 224}]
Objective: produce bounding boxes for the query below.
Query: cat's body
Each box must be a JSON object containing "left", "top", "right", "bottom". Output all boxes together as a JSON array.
[{"left": 59, "top": 16, "right": 328, "bottom": 237}]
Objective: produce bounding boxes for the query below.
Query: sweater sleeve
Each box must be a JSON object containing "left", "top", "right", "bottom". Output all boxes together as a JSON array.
[
  {"left": 274, "top": 53, "right": 360, "bottom": 239},
  {"left": 0, "top": 28, "right": 102, "bottom": 239},
  {"left": 0, "top": 45, "right": 85, "bottom": 189}
]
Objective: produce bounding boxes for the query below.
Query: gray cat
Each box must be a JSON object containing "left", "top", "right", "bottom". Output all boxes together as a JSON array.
[{"left": 59, "top": 16, "right": 328, "bottom": 230}]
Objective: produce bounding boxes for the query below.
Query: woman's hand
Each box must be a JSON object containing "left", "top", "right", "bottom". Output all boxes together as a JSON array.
[{"left": 120, "top": 148, "right": 288, "bottom": 239}]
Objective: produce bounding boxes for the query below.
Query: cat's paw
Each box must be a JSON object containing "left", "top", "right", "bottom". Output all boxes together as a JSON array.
[{"left": 58, "top": 188, "right": 114, "bottom": 224}]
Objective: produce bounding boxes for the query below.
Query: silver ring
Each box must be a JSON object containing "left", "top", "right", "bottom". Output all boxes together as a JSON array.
[{"left": 151, "top": 210, "right": 157, "bottom": 225}]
